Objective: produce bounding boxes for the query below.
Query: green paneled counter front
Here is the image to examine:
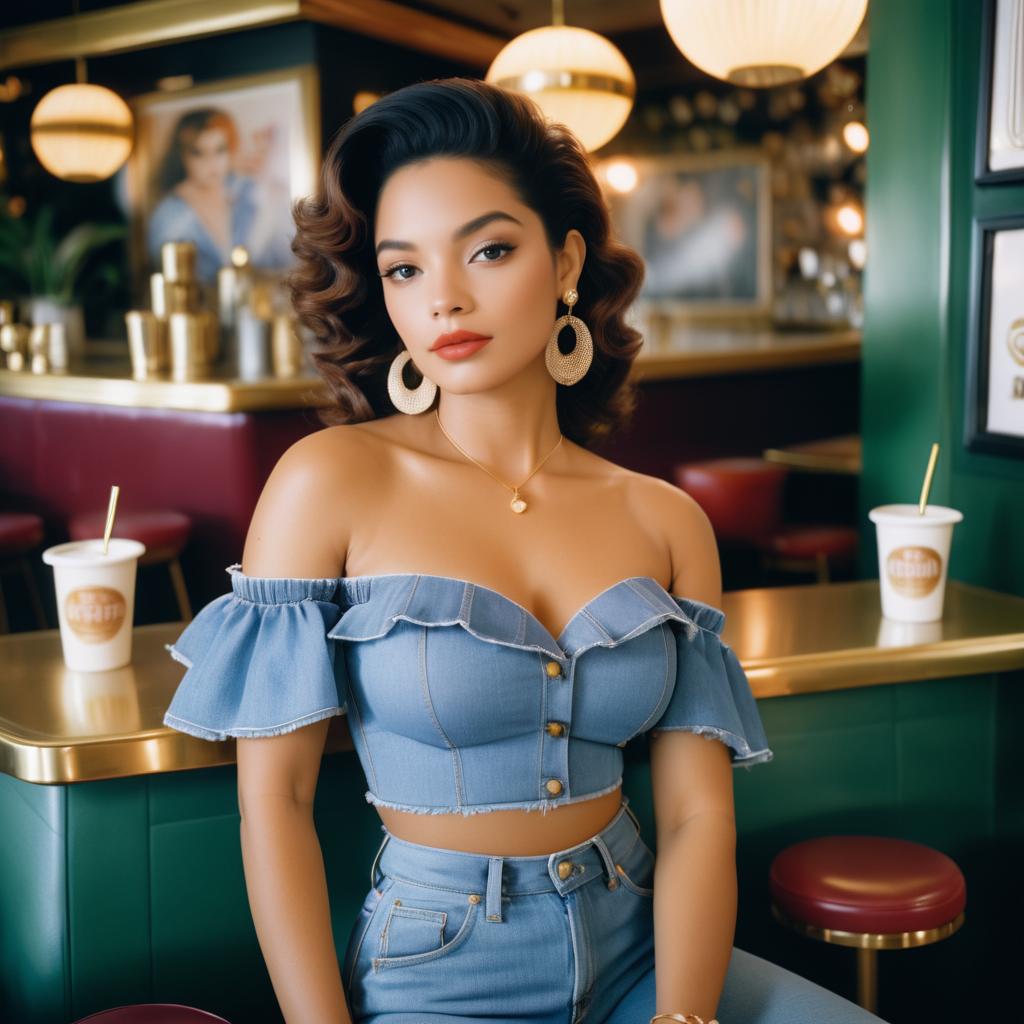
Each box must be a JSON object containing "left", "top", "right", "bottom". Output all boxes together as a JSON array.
[{"left": 1, "top": 580, "right": 1022, "bottom": 1023}]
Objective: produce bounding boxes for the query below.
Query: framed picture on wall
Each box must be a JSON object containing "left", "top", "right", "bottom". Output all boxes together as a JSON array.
[
  {"left": 603, "top": 149, "right": 771, "bottom": 318},
  {"left": 965, "top": 215, "right": 1024, "bottom": 456},
  {"left": 117, "top": 65, "right": 321, "bottom": 291},
  {"left": 976, "top": 0, "right": 1024, "bottom": 183}
]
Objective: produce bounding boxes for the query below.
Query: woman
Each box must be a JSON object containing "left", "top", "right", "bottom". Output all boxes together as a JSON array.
[
  {"left": 147, "top": 107, "right": 292, "bottom": 282},
  {"left": 163, "top": 79, "right": 886, "bottom": 1024}
]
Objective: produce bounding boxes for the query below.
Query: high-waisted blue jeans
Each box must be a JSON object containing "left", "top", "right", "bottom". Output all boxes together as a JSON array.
[{"left": 342, "top": 797, "right": 888, "bottom": 1024}]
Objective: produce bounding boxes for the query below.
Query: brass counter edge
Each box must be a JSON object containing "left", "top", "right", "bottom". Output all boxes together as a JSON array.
[{"left": 4, "top": 637, "right": 1022, "bottom": 784}]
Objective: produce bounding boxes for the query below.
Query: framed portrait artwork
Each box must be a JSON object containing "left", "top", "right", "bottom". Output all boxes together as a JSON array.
[
  {"left": 603, "top": 149, "right": 771, "bottom": 318},
  {"left": 964, "top": 215, "right": 1024, "bottom": 457},
  {"left": 976, "top": 0, "right": 1024, "bottom": 183},
  {"left": 118, "top": 65, "right": 321, "bottom": 289}
]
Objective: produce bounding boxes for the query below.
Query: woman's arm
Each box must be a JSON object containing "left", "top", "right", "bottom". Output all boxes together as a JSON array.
[
  {"left": 236, "top": 431, "right": 353, "bottom": 1022},
  {"left": 648, "top": 483, "right": 737, "bottom": 1021},
  {"left": 238, "top": 722, "right": 350, "bottom": 1023}
]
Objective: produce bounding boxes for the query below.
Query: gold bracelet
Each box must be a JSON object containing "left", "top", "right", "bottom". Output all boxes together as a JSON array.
[{"left": 649, "top": 1014, "right": 720, "bottom": 1024}]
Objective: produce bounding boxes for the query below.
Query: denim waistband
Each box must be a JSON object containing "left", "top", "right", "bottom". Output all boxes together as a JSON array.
[{"left": 369, "top": 796, "right": 645, "bottom": 924}]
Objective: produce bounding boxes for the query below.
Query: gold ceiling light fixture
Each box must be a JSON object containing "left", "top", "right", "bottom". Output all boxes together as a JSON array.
[
  {"left": 485, "top": 0, "right": 635, "bottom": 153},
  {"left": 29, "top": 1, "right": 133, "bottom": 184},
  {"left": 659, "top": 0, "right": 868, "bottom": 88}
]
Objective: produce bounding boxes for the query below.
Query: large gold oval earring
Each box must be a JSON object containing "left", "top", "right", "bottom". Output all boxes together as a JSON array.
[
  {"left": 387, "top": 349, "right": 438, "bottom": 414},
  {"left": 545, "top": 288, "right": 593, "bottom": 386}
]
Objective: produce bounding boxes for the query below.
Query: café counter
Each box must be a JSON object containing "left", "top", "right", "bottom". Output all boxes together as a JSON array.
[
  {"left": 1, "top": 577, "right": 1021, "bottom": 1021},
  {"left": 0, "top": 326, "right": 861, "bottom": 616}
]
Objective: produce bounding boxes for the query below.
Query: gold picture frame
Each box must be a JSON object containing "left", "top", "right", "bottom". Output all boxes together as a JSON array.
[
  {"left": 605, "top": 148, "right": 772, "bottom": 320},
  {"left": 118, "top": 64, "right": 321, "bottom": 297}
]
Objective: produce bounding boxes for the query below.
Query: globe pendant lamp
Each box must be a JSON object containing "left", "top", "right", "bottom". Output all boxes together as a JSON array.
[
  {"left": 659, "top": 0, "right": 867, "bottom": 88},
  {"left": 30, "top": 22, "right": 134, "bottom": 185},
  {"left": 486, "top": 0, "right": 635, "bottom": 152}
]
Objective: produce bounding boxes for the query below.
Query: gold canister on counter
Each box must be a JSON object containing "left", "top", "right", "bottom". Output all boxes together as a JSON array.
[
  {"left": 164, "top": 281, "right": 202, "bottom": 314},
  {"left": 168, "top": 310, "right": 218, "bottom": 380},
  {"left": 125, "top": 310, "right": 169, "bottom": 379},
  {"left": 46, "top": 321, "right": 69, "bottom": 370},
  {"left": 29, "top": 323, "right": 51, "bottom": 356},
  {"left": 271, "top": 314, "right": 303, "bottom": 377},
  {"left": 0, "top": 322, "right": 29, "bottom": 354},
  {"left": 0, "top": 300, "right": 15, "bottom": 326},
  {"left": 161, "top": 241, "right": 197, "bottom": 283},
  {"left": 150, "top": 272, "right": 168, "bottom": 317},
  {"left": 30, "top": 351, "right": 49, "bottom": 373},
  {"left": 6, "top": 350, "right": 25, "bottom": 371}
]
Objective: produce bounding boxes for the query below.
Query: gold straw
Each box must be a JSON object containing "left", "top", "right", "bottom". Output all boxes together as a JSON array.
[
  {"left": 917, "top": 442, "right": 940, "bottom": 515},
  {"left": 102, "top": 485, "right": 120, "bottom": 556}
]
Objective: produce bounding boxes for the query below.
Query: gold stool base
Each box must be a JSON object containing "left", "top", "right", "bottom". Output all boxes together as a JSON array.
[{"left": 771, "top": 902, "right": 966, "bottom": 1014}]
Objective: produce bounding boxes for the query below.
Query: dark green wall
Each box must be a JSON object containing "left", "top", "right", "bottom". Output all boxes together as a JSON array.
[{"left": 860, "top": 0, "right": 1024, "bottom": 589}]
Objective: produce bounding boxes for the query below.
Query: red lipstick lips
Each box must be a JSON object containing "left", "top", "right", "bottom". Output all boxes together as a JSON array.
[{"left": 429, "top": 330, "right": 492, "bottom": 361}]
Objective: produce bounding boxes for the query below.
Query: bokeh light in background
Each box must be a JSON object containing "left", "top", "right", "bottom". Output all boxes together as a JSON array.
[{"left": 842, "top": 119, "right": 870, "bottom": 153}]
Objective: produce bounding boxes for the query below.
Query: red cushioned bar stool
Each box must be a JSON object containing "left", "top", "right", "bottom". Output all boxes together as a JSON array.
[
  {"left": 0, "top": 511, "right": 49, "bottom": 633},
  {"left": 72, "top": 1004, "right": 231, "bottom": 1023},
  {"left": 675, "top": 458, "right": 859, "bottom": 584},
  {"left": 674, "top": 458, "right": 789, "bottom": 545},
  {"left": 68, "top": 510, "right": 193, "bottom": 622},
  {"left": 755, "top": 523, "right": 860, "bottom": 583},
  {"left": 770, "top": 836, "right": 966, "bottom": 1014}
]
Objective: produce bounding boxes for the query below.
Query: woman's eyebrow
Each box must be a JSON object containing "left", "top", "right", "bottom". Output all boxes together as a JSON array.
[{"left": 375, "top": 210, "right": 523, "bottom": 256}]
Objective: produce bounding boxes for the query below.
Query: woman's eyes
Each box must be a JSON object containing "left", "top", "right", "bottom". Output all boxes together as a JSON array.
[{"left": 379, "top": 242, "right": 516, "bottom": 281}]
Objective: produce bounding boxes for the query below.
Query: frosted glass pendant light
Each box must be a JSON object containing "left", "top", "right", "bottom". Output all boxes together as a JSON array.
[
  {"left": 659, "top": 0, "right": 868, "bottom": 87},
  {"left": 486, "top": 0, "right": 635, "bottom": 152},
  {"left": 31, "top": 79, "right": 134, "bottom": 183}
]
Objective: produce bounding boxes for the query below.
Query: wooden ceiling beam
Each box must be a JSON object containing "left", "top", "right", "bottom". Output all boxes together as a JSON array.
[{"left": 0, "top": 0, "right": 503, "bottom": 73}]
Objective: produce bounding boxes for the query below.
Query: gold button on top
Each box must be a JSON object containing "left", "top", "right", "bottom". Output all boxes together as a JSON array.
[
  {"left": 468, "top": 893, "right": 481, "bottom": 904},
  {"left": 545, "top": 660, "right": 563, "bottom": 678},
  {"left": 557, "top": 860, "right": 574, "bottom": 880},
  {"left": 545, "top": 778, "right": 563, "bottom": 795},
  {"left": 545, "top": 721, "right": 566, "bottom": 737}
]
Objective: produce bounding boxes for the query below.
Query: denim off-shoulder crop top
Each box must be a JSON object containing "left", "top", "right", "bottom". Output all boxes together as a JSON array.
[{"left": 163, "top": 564, "right": 773, "bottom": 815}]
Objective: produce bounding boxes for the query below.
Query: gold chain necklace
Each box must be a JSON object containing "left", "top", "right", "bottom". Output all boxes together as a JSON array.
[{"left": 434, "top": 408, "right": 563, "bottom": 514}]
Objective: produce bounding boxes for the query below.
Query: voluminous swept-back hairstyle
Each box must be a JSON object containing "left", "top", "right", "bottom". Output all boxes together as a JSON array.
[{"left": 289, "top": 77, "right": 646, "bottom": 448}]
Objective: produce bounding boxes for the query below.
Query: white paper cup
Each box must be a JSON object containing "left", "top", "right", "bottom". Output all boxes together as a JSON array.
[
  {"left": 42, "top": 538, "right": 146, "bottom": 671},
  {"left": 868, "top": 504, "right": 963, "bottom": 622}
]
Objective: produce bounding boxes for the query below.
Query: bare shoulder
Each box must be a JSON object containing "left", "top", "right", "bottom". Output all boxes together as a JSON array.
[
  {"left": 240, "top": 423, "right": 381, "bottom": 579},
  {"left": 618, "top": 466, "right": 723, "bottom": 608}
]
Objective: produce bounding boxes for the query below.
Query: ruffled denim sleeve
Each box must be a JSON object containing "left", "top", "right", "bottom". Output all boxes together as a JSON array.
[
  {"left": 649, "top": 596, "right": 774, "bottom": 769},
  {"left": 163, "top": 564, "right": 347, "bottom": 742}
]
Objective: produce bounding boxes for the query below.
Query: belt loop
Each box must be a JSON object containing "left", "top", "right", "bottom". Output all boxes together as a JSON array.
[
  {"left": 590, "top": 834, "right": 618, "bottom": 885},
  {"left": 370, "top": 830, "right": 391, "bottom": 892},
  {"left": 622, "top": 795, "right": 643, "bottom": 836},
  {"left": 486, "top": 857, "right": 504, "bottom": 922}
]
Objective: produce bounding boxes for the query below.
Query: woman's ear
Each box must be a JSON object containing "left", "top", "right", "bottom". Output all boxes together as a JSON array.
[{"left": 556, "top": 229, "right": 586, "bottom": 296}]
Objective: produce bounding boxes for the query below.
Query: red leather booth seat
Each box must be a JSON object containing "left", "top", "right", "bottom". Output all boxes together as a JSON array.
[
  {"left": 770, "top": 835, "right": 967, "bottom": 934},
  {"left": 0, "top": 395, "right": 318, "bottom": 610}
]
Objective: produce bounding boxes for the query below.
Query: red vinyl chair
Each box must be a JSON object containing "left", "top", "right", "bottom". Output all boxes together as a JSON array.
[
  {"left": 72, "top": 1004, "right": 231, "bottom": 1023},
  {"left": 67, "top": 509, "right": 193, "bottom": 622},
  {"left": 770, "top": 836, "right": 966, "bottom": 1014},
  {"left": 0, "top": 511, "right": 48, "bottom": 632},
  {"left": 674, "top": 457, "right": 858, "bottom": 583}
]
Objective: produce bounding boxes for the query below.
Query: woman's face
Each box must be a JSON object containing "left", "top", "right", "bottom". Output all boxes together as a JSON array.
[
  {"left": 181, "top": 126, "right": 231, "bottom": 188},
  {"left": 374, "top": 156, "right": 584, "bottom": 393}
]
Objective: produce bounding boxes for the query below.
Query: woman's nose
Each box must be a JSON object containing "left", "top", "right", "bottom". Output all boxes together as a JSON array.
[{"left": 430, "top": 270, "right": 474, "bottom": 318}]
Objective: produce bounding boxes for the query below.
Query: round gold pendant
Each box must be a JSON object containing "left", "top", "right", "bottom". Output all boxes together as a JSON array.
[{"left": 510, "top": 496, "right": 528, "bottom": 514}]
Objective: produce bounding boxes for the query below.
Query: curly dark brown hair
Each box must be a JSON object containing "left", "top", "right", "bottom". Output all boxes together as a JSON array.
[{"left": 289, "top": 77, "right": 646, "bottom": 448}]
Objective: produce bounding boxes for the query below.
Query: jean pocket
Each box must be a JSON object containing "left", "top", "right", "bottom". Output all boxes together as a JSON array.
[
  {"left": 371, "top": 881, "right": 482, "bottom": 972},
  {"left": 614, "top": 834, "right": 655, "bottom": 898}
]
